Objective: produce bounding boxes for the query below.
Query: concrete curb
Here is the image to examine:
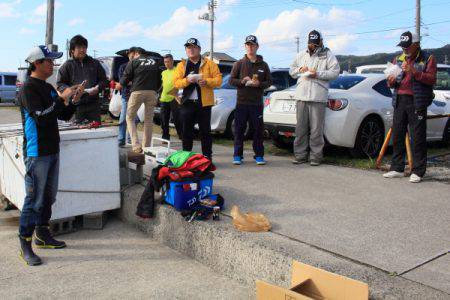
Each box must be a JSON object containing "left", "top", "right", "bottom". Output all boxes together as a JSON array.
[{"left": 119, "top": 184, "right": 449, "bottom": 299}]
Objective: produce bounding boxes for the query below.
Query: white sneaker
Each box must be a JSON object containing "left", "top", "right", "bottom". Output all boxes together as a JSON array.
[
  {"left": 383, "top": 171, "right": 404, "bottom": 178},
  {"left": 409, "top": 174, "right": 422, "bottom": 183}
]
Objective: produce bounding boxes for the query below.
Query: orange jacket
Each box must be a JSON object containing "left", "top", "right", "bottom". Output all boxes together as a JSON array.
[{"left": 173, "top": 57, "right": 222, "bottom": 107}]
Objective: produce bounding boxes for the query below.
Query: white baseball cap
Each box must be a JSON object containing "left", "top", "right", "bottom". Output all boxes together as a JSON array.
[{"left": 26, "top": 45, "right": 63, "bottom": 63}]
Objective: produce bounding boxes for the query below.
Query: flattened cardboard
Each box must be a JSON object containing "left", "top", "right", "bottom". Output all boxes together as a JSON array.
[{"left": 256, "top": 260, "right": 369, "bottom": 300}]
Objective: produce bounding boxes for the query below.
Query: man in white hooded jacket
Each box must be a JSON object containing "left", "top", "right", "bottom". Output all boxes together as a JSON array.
[{"left": 289, "top": 30, "right": 340, "bottom": 166}]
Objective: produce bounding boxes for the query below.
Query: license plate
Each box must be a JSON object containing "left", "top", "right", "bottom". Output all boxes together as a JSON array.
[{"left": 281, "top": 100, "right": 296, "bottom": 113}]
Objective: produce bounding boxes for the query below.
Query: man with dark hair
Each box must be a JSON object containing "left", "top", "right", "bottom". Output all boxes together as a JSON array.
[
  {"left": 160, "top": 53, "right": 182, "bottom": 141},
  {"left": 18, "top": 45, "right": 83, "bottom": 266},
  {"left": 57, "top": 34, "right": 108, "bottom": 123},
  {"left": 229, "top": 35, "right": 272, "bottom": 165},
  {"left": 173, "top": 38, "right": 222, "bottom": 161},
  {"left": 383, "top": 31, "right": 437, "bottom": 183},
  {"left": 118, "top": 47, "right": 162, "bottom": 153}
]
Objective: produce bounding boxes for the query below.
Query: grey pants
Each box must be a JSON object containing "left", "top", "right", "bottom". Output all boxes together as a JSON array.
[{"left": 293, "top": 100, "right": 326, "bottom": 161}]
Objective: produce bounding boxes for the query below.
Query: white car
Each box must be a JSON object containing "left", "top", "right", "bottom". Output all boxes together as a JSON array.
[
  {"left": 356, "top": 64, "right": 450, "bottom": 102},
  {"left": 264, "top": 74, "right": 450, "bottom": 157}
]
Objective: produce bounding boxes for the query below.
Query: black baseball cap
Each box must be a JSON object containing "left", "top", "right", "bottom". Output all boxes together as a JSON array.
[
  {"left": 397, "top": 31, "right": 419, "bottom": 48},
  {"left": 245, "top": 35, "right": 258, "bottom": 45},
  {"left": 184, "top": 38, "right": 201, "bottom": 48},
  {"left": 308, "top": 30, "right": 322, "bottom": 46}
]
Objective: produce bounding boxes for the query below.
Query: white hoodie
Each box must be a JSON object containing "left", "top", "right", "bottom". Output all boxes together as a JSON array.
[{"left": 289, "top": 47, "right": 340, "bottom": 103}]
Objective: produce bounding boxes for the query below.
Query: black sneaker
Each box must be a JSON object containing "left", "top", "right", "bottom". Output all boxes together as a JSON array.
[
  {"left": 292, "top": 157, "right": 308, "bottom": 164},
  {"left": 34, "top": 226, "right": 66, "bottom": 249}
]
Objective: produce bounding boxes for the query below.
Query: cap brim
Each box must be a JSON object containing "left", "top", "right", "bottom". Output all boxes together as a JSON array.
[
  {"left": 46, "top": 51, "right": 63, "bottom": 60},
  {"left": 245, "top": 41, "right": 258, "bottom": 45},
  {"left": 184, "top": 43, "right": 200, "bottom": 48}
]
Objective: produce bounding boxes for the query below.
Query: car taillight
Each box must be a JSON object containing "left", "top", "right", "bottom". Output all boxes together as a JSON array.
[
  {"left": 264, "top": 97, "right": 271, "bottom": 107},
  {"left": 327, "top": 98, "right": 348, "bottom": 111}
]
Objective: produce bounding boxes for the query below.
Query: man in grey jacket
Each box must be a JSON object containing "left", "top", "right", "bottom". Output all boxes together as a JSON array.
[{"left": 289, "top": 30, "right": 340, "bottom": 166}]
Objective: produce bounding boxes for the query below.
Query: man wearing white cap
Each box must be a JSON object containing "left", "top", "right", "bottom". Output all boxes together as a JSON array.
[
  {"left": 17, "top": 45, "right": 83, "bottom": 266},
  {"left": 383, "top": 31, "right": 437, "bottom": 183}
]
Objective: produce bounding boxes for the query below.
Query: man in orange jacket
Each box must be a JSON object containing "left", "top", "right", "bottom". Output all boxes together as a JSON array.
[{"left": 173, "top": 38, "right": 222, "bottom": 160}]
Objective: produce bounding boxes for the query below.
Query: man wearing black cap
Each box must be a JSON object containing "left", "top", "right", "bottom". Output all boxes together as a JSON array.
[
  {"left": 118, "top": 47, "right": 162, "bottom": 153},
  {"left": 173, "top": 38, "right": 222, "bottom": 160},
  {"left": 229, "top": 35, "right": 272, "bottom": 165},
  {"left": 383, "top": 31, "right": 437, "bottom": 183},
  {"left": 18, "top": 46, "right": 84, "bottom": 266},
  {"left": 57, "top": 34, "right": 108, "bottom": 123},
  {"left": 289, "top": 30, "right": 340, "bottom": 166}
]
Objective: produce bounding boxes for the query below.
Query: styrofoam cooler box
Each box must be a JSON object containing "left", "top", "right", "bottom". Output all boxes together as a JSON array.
[
  {"left": 0, "top": 127, "right": 121, "bottom": 220},
  {"left": 164, "top": 174, "right": 214, "bottom": 211}
]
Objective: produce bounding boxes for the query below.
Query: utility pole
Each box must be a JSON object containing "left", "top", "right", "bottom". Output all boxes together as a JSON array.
[
  {"left": 199, "top": 0, "right": 217, "bottom": 60},
  {"left": 93, "top": 50, "right": 98, "bottom": 58},
  {"left": 416, "top": 0, "right": 421, "bottom": 39},
  {"left": 45, "top": 0, "right": 56, "bottom": 51},
  {"left": 445, "top": 55, "right": 449, "bottom": 65},
  {"left": 295, "top": 36, "right": 300, "bottom": 54},
  {"left": 66, "top": 39, "right": 69, "bottom": 59}
]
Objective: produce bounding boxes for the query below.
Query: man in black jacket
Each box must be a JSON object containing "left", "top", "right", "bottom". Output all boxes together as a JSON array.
[
  {"left": 118, "top": 47, "right": 161, "bottom": 153},
  {"left": 229, "top": 35, "right": 272, "bottom": 165},
  {"left": 57, "top": 35, "right": 107, "bottom": 123},
  {"left": 18, "top": 45, "right": 83, "bottom": 266}
]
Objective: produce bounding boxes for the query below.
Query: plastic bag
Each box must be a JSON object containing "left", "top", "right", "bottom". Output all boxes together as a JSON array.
[
  {"left": 108, "top": 90, "right": 122, "bottom": 117},
  {"left": 383, "top": 62, "right": 402, "bottom": 79},
  {"left": 230, "top": 205, "right": 271, "bottom": 232},
  {"left": 137, "top": 103, "right": 145, "bottom": 123}
]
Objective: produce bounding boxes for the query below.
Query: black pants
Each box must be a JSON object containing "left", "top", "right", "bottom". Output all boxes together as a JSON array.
[
  {"left": 179, "top": 100, "right": 212, "bottom": 159},
  {"left": 75, "top": 101, "right": 101, "bottom": 122},
  {"left": 160, "top": 101, "right": 182, "bottom": 140},
  {"left": 390, "top": 95, "right": 428, "bottom": 177},
  {"left": 234, "top": 104, "right": 264, "bottom": 158}
]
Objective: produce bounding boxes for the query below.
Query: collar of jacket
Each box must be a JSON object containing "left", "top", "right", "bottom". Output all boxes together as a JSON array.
[
  {"left": 397, "top": 48, "right": 422, "bottom": 63},
  {"left": 243, "top": 54, "right": 263, "bottom": 63},
  {"left": 69, "top": 55, "right": 93, "bottom": 63},
  {"left": 182, "top": 57, "right": 209, "bottom": 73},
  {"left": 307, "top": 46, "right": 329, "bottom": 56}
]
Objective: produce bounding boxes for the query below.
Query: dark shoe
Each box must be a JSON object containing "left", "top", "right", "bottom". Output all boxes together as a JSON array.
[
  {"left": 292, "top": 157, "right": 308, "bottom": 164},
  {"left": 118, "top": 141, "right": 125, "bottom": 147},
  {"left": 34, "top": 226, "right": 66, "bottom": 249},
  {"left": 19, "top": 235, "right": 42, "bottom": 266}
]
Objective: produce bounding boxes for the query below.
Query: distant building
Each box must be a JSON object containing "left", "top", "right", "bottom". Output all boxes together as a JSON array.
[{"left": 202, "top": 52, "right": 237, "bottom": 66}]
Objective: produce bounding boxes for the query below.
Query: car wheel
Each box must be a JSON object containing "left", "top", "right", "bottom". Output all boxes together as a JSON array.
[
  {"left": 443, "top": 118, "right": 450, "bottom": 144},
  {"left": 225, "top": 112, "right": 252, "bottom": 140},
  {"left": 350, "top": 116, "right": 384, "bottom": 158},
  {"left": 272, "top": 135, "right": 293, "bottom": 149}
]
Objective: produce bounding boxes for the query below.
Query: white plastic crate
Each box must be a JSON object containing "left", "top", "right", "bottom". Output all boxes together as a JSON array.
[{"left": 143, "top": 137, "right": 177, "bottom": 167}]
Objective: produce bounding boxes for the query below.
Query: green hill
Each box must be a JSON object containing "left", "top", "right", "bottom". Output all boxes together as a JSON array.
[{"left": 336, "top": 44, "right": 450, "bottom": 72}]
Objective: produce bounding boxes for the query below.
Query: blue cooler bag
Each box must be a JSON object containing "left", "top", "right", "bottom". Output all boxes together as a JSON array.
[{"left": 164, "top": 173, "right": 214, "bottom": 211}]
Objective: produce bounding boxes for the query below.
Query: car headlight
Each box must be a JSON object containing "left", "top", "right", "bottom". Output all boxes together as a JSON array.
[
  {"left": 327, "top": 98, "right": 348, "bottom": 111},
  {"left": 215, "top": 97, "right": 225, "bottom": 105}
]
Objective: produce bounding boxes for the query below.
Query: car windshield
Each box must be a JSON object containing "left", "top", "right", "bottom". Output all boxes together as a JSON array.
[
  {"left": 219, "top": 74, "right": 236, "bottom": 90},
  {"left": 329, "top": 75, "right": 366, "bottom": 90},
  {"left": 435, "top": 67, "right": 450, "bottom": 91}
]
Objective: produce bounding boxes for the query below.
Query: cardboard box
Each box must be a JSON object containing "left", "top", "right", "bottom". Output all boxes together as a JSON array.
[{"left": 256, "top": 260, "right": 368, "bottom": 300}]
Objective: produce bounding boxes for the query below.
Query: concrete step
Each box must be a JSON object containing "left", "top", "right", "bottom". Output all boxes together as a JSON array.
[{"left": 119, "top": 183, "right": 449, "bottom": 300}]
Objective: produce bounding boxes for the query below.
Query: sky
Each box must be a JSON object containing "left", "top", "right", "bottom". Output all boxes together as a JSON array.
[{"left": 0, "top": 0, "right": 449, "bottom": 72}]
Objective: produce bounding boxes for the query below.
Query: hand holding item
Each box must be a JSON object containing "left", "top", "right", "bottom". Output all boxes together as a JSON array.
[
  {"left": 85, "top": 85, "right": 99, "bottom": 96},
  {"left": 308, "top": 69, "right": 317, "bottom": 78},
  {"left": 60, "top": 87, "right": 75, "bottom": 104},
  {"left": 72, "top": 80, "right": 87, "bottom": 104},
  {"left": 198, "top": 79, "right": 207, "bottom": 87},
  {"left": 401, "top": 61, "right": 410, "bottom": 73},
  {"left": 241, "top": 76, "right": 252, "bottom": 85},
  {"left": 115, "top": 82, "right": 122, "bottom": 91},
  {"left": 299, "top": 66, "right": 309, "bottom": 73},
  {"left": 387, "top": 75, "right": 396, "bottom": 86}
]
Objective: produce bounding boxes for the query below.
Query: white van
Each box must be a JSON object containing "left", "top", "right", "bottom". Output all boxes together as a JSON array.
[{"left": 0, "top": 72, "right": 17, "bottom": 103}]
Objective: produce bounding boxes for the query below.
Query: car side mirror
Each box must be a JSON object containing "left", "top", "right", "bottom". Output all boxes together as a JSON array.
[{"left": 264, "top": 85, "right": 277, "bottom": 95}]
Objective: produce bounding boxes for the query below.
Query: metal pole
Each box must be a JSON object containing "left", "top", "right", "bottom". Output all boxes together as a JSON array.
[
  {"left": 295, "top": 36, "right": 300, "bottom": 54},
  {"left": 45, "top": 0, "right": 54, "bottom": 48},
  {"left": 209, "top": 1, "right": 215, "bottom": 60},
  {"left": 416, "top": 0, "right": 421, "bottom": 39}
]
